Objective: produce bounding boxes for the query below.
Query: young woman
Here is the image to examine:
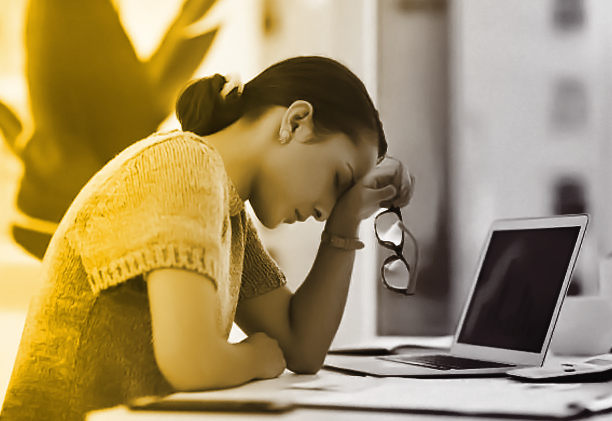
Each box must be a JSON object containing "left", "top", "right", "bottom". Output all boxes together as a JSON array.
[{"left": 1, "top": 56, "right": 414, "bottom": 420}]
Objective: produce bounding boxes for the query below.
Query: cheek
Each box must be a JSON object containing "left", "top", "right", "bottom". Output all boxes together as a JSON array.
[
  {"left": 256, "top": 149, "right": 328, "bottom": 216},
  {"left": 249, "top": 170, "right": 289, "bottom": 228},
  {"left": 301, "top": 166, "right": 331, "bottom": 197},
  {"left": 266, "top": 158, "right": 303, "bottom": 201}
]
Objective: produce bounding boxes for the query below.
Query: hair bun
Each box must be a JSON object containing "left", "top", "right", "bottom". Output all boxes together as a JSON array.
[{"left": 176, "top": 74, "right": 228, "bottom": 136}]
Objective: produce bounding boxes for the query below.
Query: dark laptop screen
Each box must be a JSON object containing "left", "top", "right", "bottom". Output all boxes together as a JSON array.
[{"left": 456, "top": 226, "right": 581, "bottom": 353}]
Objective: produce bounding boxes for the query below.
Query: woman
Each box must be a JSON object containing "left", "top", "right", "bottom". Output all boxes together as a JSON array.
[{"left": 1, "top": 56, "right": 414, "bottom": 420}]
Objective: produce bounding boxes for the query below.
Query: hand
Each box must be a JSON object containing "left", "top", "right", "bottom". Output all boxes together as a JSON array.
[
  {"left": 329, "top": 156, "right": 415, "bottom": 227},
  {"left": 242, "top": 332, "right": 286, "bottom": 380}
]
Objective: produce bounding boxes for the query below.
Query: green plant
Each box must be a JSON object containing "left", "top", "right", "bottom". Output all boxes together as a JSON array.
[{"left": 0, "top": 0, "right": 220, "bottom": 258}]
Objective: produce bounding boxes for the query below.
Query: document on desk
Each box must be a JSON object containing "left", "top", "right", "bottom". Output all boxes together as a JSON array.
[
  {"left": 327, "top": 335, "right": 453, "bottom": 355},
  {"left": 133, "top": 370, "right": 612, "bottom": 419},
  {"left": 294, "top": 374, "right": 612, "bottom": 418}
]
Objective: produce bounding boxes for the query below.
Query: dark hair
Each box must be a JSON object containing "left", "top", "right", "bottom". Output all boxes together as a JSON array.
[{"left": 176, "top": 56, "right": 387, "bottom": 158}]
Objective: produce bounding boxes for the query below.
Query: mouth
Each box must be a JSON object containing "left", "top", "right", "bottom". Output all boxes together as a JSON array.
[
  {"left": 285, "top": 210, "right": 307, "bottom": 224},
  {"left": 296, "top": 209, "right": 306, "bottom": 223},
  {"left": 285, "top": 210, "right": 298, "bottom": 224}
]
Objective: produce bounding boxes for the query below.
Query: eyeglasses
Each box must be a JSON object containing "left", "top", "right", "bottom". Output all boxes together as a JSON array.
[{"left": 374, "top": 206, "right": 419, "bottom": 295}]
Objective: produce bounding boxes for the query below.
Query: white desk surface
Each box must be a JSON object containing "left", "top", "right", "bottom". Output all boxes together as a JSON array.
[
  {"left": 87, "top": 406, "right": 559, "bottom": 421},
  {"left": 87, "top": 383, "right": 612, "bottom": 421},
  {"left": 86, "top": 338, "right": 612, "bottom": 421},
  {"left": 87, "top": 366, "right": 612, "bottom": 420}
]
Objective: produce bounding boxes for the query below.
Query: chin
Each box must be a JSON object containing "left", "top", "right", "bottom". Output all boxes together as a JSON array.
[
  {"left": 264, "top": 210, "right": 285, "bottom": 229},
  {"left": 250, "top": 203, "right": 279, "bottom": 229},
  {"left": 260, "top": 217, "right": 279, "bottom": 229}
]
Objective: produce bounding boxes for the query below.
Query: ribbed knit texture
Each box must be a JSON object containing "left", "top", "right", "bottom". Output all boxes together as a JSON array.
[{"left": 0, "top": 130, "right": 286, "bottom": 421}]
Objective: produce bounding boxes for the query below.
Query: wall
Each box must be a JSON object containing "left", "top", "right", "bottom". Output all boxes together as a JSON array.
[
  {"left": 375, "top": 0, "right": 451, "bottom": 336},
  {"left": 449, "top": 0, "right": 612, "bottom": 324}
]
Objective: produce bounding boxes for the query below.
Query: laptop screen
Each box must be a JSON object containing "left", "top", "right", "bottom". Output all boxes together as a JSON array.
[{"left": 456, "top": 226, "right": 581, "bottom": 353}]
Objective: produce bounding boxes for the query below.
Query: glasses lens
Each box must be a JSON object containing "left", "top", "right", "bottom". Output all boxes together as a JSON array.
[
  {"left": 382, "top": 257, "right": 411, "bottom": 290},
  {"left": 375, "top": 212, "right": 404, "bottom": 246}
]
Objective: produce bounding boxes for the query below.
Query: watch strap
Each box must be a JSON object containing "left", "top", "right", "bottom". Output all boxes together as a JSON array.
[{"left": 321, "top": 231, "right": 365, "bottom": 251}]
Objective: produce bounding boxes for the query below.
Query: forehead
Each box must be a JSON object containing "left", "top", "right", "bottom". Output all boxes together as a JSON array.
[{"left": 327, "top": 131, "right": 378, "bottom": 177}]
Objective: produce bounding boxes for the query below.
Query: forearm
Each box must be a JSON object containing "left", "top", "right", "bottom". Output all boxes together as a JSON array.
[
  {"left": 148, "top": 269, "right": 285, "bottom": 392},
  {"left": 158, "top": 337, "right": 268, "bottom": 391},
  {"left": 285, "top": 214, "right": 361, "bottom": 373},
  {"left": 236, "top": 157, "right": 414, "bottom": 374}
]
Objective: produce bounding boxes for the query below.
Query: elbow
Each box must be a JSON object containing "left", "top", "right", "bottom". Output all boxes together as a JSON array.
[
  {"left": 154, "top": 345, "right": 226, "bottom": 392},
  {"left": 159, "top": 370, "right": 197, "bottom": 392},
  {"left": 158, "top": 357, "right": 237, "bottom": 392},
  {"left": 156, "top": 354, "right": 207, "bottom": 392},
  {"left": 154, "top": 341, "right": 254, "bottom": 391},
  {"left": 165, "top": 376, "right": 198, "bottom": 392},
  {"left": 285, "top": 350, "right": 325, "bottom": 375},
  {"left": 289, "top": 363, "right": 322, "bottom": 375}
]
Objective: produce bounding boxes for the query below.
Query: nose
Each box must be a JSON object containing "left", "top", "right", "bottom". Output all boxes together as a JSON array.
[{"left": 313, "top": 205, "right": 330, "bottom": 222}]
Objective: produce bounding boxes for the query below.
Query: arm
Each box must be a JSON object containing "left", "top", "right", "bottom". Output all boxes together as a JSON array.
[
  {"left": 235, "top": 232, "right": 358, "bottom": 375},
  {"left": 235, "top": 158, "right": 414, "bottom": 373},
  {"left": 147, "top": 268, "right": 286, "bottom": 391}
]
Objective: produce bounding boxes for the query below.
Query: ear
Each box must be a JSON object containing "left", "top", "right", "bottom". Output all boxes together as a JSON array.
[{"left": 279, "top": 100, "right": 314, "bottom": 144}]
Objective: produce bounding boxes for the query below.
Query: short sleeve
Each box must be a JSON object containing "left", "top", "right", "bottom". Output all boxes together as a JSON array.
[
  {"left": 65, "top": 133, "right": 230, "bottom": 294},
  {"left": 239, "top": 214, "right": 287, "bottom": 300}
]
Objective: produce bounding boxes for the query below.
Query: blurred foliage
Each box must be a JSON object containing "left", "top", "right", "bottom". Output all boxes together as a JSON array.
[{"left": 0, "top": 0, "right": 220, "bottom": 258}]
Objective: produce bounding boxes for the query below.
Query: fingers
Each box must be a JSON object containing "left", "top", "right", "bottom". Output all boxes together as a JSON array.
[
  {"left": 364, "top": 156, "right": 415, "bottom": 209},
  {"left": 393, "top": 173, "right": 415, "bottom": 208},
  {"left": 356, "top": 184, "right": 397, "bottom": 221},
  {"left": 373, "top": 184, "right": 397, "bottom": 205},
  {"left": 362, "top": 158, "right": 400, "bottom": 189},
  {"left": 332, "top": 156, "right": 415, "bottom": 222}
]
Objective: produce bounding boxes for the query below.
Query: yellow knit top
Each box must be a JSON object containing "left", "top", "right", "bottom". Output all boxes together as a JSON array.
[{"left": 1, "top": 130, "right": 286, "bottom": 421}]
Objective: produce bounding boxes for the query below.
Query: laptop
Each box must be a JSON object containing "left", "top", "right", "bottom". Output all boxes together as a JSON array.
[{"left": 325, "top": 214, "right": 589, "bottom": 377}]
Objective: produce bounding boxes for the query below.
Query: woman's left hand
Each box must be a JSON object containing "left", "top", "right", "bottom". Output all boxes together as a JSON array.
[{"left": 328, "top": 156, "right": 415, "bottom": 227}]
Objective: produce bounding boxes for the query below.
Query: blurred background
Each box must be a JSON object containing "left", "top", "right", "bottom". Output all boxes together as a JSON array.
[{"left": 1, "top": 0, "right": 612, "bottom": 404}]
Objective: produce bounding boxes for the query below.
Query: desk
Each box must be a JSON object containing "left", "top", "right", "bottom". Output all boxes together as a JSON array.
[
  {"left": 87, "top": 359, "right": 612, "bottom": 421},
  {"left": 85, "top": 337, "right": 612, "bottom": 421},
  {"left": 90, "top": 406, "right": 583, "bottom": 421},
  {"left": 88, "top": 406, "right": 530, "bottom": 421}
]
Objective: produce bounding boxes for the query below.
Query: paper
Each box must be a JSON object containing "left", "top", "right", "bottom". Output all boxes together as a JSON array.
[
  {"left": 328, "top": 335, "right": 453, "bottom": 354},
  {"left": 294, "top": 376, "right": 603, "bottom": 418},
  {"left": 156, "top": 370, "right": 612, "bottom": 419}
]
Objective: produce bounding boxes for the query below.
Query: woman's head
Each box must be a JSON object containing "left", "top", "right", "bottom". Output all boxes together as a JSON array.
[
  {"left": 176, "top": 56, "right": 387, "bottom": 159},
  {"left": 176, "top": 56, "right": 388, "bottom": 227}
]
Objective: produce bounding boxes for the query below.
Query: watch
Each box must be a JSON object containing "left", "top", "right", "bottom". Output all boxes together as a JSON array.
[{"left": 321, "top": 232, "right": 365, "bottom": 251}]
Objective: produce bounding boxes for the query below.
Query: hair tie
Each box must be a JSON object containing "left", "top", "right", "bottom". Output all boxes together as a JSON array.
[{"left": 220, "top": 73, "right": 244, "bottom": 100}]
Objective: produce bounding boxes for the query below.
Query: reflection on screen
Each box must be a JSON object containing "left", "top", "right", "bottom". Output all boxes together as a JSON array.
[{"left": 457, "top": 227, "right": 581, "bottom": 353}]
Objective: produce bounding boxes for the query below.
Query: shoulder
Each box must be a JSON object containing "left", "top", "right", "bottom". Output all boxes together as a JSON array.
[
  {"left": 62, "top": 130, "right": 234, "bottom": 295},
  {"left": 131, "top": 130, "right": 224, "bottom": 172},
  {"left": 80, "top": 130, "right": 228, "bottom": 202},
  {"left": 76, "top": 129, "right": 232, "bottom": 220}
]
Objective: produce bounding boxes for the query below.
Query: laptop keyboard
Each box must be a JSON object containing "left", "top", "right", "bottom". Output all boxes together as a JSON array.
[{"left": 382, "top": 354, "right": 516, "bottom": 371}]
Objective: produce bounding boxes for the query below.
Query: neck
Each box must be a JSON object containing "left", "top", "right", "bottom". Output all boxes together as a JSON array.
[{"left": 204, "top": 107, "right": 284, "bottom": 201}]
